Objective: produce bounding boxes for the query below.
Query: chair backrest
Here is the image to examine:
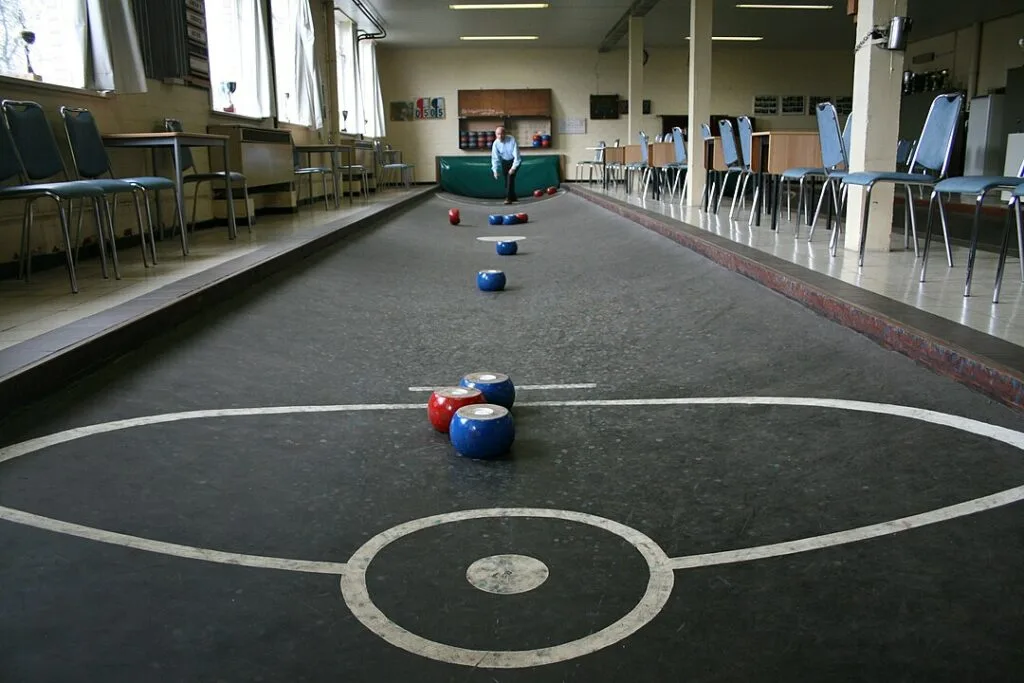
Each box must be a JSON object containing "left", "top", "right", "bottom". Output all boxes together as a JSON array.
[
  {"left": 613, "top": 138, "right": 620, "bottom": 147},
  {"left": 1, "top": 100, "right": 69, "bottom": 182},
  {"left": 593, "top": 141, "right": 606, "bottom": 162},
  {"left": 907, "top": 93, "right": 963, "bottom": 176},
  {"left": 700, "top": 123, "right": 713, "bottom": 141},
  {"left": 638, "top": 131, "right": 649, "bottom": 164},
  {"left": 60, "top": 107, "right": 113, "bottom": 180},
  {"left": 163, "top": 118, "right": 196, "bottom": 172},
  {"left": 0, "top": 116, "right": 28, "bottom": 185},
  {"left": 815, "top": 102, "right": 846, "bottom": 171},
  {"left": 895, "top": 138, "right": 913, "bottom": 166},
  {"left": 671, "top": 126, "right": 686, "bottom": 164},
  {"left": 736, "top": 116, "right": 754, "bottom": 170},
  {"left": 717, "top": 119, "right": 741, "bottom": 167},
  {"left": 841, "top": 113, "right": 853, "bottom": 165}
]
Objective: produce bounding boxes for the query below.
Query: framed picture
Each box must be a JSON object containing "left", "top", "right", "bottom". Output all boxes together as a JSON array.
[
  {"left": 390, "top": 101, "right": 415, "bottom": 121},
  {"left": 781, "top": 95, "right": 807, "bottom": 116},
  {"left": 807, "top": 95, "right": 832, "bottom": 113},
  {"left": 752, "top": 95, "right": 778, "bottom": 116},
  {"left": 835, "top": 95, "right": 853, "bottom": 116}
]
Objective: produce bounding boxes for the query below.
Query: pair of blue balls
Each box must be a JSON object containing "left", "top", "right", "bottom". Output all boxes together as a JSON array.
[
  {"left": 488, "top": 214, "right": 520, "bottom": 226},
  {"left": 449, "top": 372, "right": 516, "bottom": 460}
]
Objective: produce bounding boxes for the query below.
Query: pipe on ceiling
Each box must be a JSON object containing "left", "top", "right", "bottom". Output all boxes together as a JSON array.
[
  {"left": 334, "top": 0, "right": 387, "bottom": 42},
  {"left": 597, "top": 0, "right": 662, "bottom": 53}
]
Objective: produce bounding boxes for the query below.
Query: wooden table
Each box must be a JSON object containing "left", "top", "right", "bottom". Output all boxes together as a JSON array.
[
  {"left": 294, "top": 143, "right": 357, "bottom": 206},
  {"left": 751, "top": 131, "right": 820, "bottom": 229},
  {"left": 102, "top": 132, "right": 236, "bottom": 250}
]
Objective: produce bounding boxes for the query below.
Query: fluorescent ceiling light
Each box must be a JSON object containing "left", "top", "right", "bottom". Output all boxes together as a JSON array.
[
  {"left": 736, "top": 3, "right": 833, "bottom": 8},
  {"left": 449, "top": 3, "right": 550, "bottom": 8},
  {"left": 685, "top": 36, "right": 765, "bottom": 41},
  {"left": 460, "top": 35, "right": 540, "bottom": 40}
]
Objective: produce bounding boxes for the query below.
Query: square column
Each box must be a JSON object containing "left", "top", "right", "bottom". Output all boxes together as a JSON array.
[
  {"left": 686, "top": 0, "right": 712, "bottom": 206},
  {"left": 843, "top": 0, "right": 907, "bottom": 253},
  {"left": 627, "top": 16, "right": 644, "bottom": 144}
]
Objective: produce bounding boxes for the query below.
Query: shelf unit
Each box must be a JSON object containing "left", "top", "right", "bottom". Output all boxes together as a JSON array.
[
  {"left": 132, "top": 0, "right": 211, "bottom": 90},
  {"left": 457, "top": 89, "right": 553, "bottom": 151}
]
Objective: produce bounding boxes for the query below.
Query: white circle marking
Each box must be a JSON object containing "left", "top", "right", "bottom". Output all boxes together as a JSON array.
[
  {"left": 339, "top": 507, "right": 675, "bottom": 669},
  {"left": 466, "top": 554, "right": 549, "bottom": 595}
]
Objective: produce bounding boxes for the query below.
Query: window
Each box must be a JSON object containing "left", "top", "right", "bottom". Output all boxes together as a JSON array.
[
  {"left": 271, "top": 0, "right": 321, "bottom": 127},
  {"left": 204, "top": 0, "right": 272, "bottom": 117},
  {"left": 335, "top": 15, "right": 358, "bottom": 132},
  {"left": 0, "top": 0, "right": 87, "bottom": 89}
]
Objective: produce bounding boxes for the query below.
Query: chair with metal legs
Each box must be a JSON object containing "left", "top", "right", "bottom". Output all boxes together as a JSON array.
[
  {"left": 842, "top": 93, "right": 964, "bottom": 267},
  {"left": 666, "top": 127, "right": 688, "bottom": 202},
  {"left": 993, "top": 183, "right": 1024, "bottom": 303},
  {"left": 699, "top": 124, "right": 717, "bottom": 210},
  {"left": 576, "top": 141, "right": 606, "bottom": 183},
  {"left": 60, "top": 106, "right": 187, "bottom": 265},
  {"left": 919, "top": 158, "right": 1024, "bottom": 297},
  {"left": 164, "top": 118, "right": 252, "bottom": 237},
  {"left": 625, "top": 131, "right": 650, "bottom": 195},
  {"left": 715, "top": 120, "right": 745, "bottom": 215},
  {"left": 732, "top": 116, "right": 759, "bottom": 221},
  {"left": 1, "top": 99, "right": 138, "bottom": 281},
  {"left": 0, "top": 111, "right": 109, "bottom": 293},
  {"left": 292, "top": 146, "right": 333, "bottom": 210}
]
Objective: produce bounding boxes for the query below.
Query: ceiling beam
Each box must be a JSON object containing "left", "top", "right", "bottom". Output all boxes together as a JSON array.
[{"left": 597, "top": 0, "right": 663, "bottom": 53}]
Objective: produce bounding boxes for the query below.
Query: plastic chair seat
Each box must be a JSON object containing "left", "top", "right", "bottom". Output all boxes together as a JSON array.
[
  {"left": 183, "top": 170, "right": 246, "bottom": 183},
  {"left": 933, "top": 175, "right": 1024, "bottom": 194},
  {"left": 121, "top": 176, "right": 176, "bottom": 191},
  {"left": 295, "top": 166, "right": 331, "bottom": 175},
  {"left": 781, "top": 166, "right": 826, "bottom": 180},
  {"left": 844, "top": 171, "right": 937, "bottom": 187},
  {"left": 76, "top": 178, "right": 136, "bottom": 193},
  {"left": 0, "top": 180, "right": 105, "bottom": 200}
]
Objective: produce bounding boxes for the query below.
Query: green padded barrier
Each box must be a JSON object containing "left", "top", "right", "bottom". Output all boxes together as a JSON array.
[{"left": 437, "top": 155, "right": 561, "bottom": 199}]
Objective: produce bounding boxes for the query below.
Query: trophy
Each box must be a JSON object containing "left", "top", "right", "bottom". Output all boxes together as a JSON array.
[
  {"left": 220, "top": 81, "right": 237, "bottom": 113},
  {"left": 20, "top": 30, "right": 40, "bottom": 82},
  {"left": 342, "top": 110, "right": 348, "bottom": 132}
]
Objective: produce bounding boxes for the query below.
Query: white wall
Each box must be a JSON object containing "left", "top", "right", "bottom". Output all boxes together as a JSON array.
[{"left": 377, "top": 46, "right": 855, "bottom": 182}]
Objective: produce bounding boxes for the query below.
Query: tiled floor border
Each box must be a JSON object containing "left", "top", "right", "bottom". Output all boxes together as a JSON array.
[
  {"left": 0, "top": 187, "right": 437, "bottom": 417},
  {"left": 569, "top": 184, "right": 1024, "bottom": 412}
]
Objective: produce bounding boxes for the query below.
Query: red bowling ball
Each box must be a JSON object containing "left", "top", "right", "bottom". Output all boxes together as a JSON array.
[
  {"left": 515, "top": 212, "right": 528, "bottom": 223},
  {"left": 448, "top": 208, "right": 460, "bottom": 225},
  {"left": 427, "top": 386, "right": 485, "bottom": 433},
  {"left": 533, "top": 189, "right": 543, "bottom": 198},
  {"left": 546, "top": 186, "right": 557, "bottom": 195}
]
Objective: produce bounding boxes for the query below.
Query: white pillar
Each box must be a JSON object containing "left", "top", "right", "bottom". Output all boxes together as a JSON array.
[
  {"left": 686, "top": 0, "right": 712, "bottom": 206},
  {"left": 627, "top": 16, "right": 644, "bottom": 144},
  {"left": 844, "top": 0, "right": 907, "bottom": 253}
]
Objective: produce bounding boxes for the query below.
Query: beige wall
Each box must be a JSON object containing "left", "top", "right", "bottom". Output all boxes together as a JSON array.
[{"left": 377, "top": 46, "right": 854, "bottom": 183}]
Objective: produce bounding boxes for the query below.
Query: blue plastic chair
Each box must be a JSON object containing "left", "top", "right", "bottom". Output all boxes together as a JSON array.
[
  {"left": 994, "top": 183, "right": 1024, "bottom": 303},
  {"left": 715, "top": 120, "right": 745, "bottom": 215},
  {"left": 919, "top": 158, "right": 1024, "bottom": 299},
  {"left": 60, "top": 106, "right": 187, "bottom": 266},
  {"left": 699, "top": 124, "right": 716, "bottom": 210},
  {"left": 0, "top": 109, "right": 109, "bottom": 293},
  {"left": 625, "top": 131, "right": 650, "bottom": 195},
  {"left": 576, "top": 140, "right": 606, "bottom": 183},
  {"left": 667, "top": 126, "right": 689, "bottom": 201},
  {"left": 1, "top": 99, "right": 131, "bottom": 285},
  {"left": 293, "top": 146, "right": 333, "bottom": 211},
  {"left": 843, "top": 93, "right": 963, "bottom": 267},
  {"left": 734, "top": 116, "right": 758, "bottom": 221}
]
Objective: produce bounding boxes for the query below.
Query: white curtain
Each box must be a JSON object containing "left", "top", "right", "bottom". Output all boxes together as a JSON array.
[
  {"left": 206, "top": 0, "right": 272, "bottom": 117},
  {"left": 86, "top": 0, "right": 147, "bottom": 93},
  {"left": 292, "top": 0, "right": 321, "bottom": 127},
  {"left": 358, "top": 39, "right": 385, "bottom": 138},
  {"left": 335, "top": 16, "right": 362, "bottom": 134}
]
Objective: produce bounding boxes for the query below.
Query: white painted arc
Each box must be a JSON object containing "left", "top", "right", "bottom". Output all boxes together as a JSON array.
[
  {"left": 0, "top": 505, "right": 347, "bottom": 574},
  {"left": 408, "top": 383, "right": 597, "bottom": 392}
]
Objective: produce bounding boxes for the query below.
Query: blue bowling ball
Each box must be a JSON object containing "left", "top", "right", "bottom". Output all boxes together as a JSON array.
[
  {"left": 449, "top": 403, "right": 515, "bottom": 459},
  {"left": 502, "top": 214, "right": 519, "bottom": 225},
  {"left": 477, "top": 269, "right": 506, "bottom": 292},
  {"left": 496, "top": 240, "right": 518, "bottom": 256},
  {"left": 488, "top": 214, "right": 503, "bottom": 225},
  {"left": 459, "top": 371, "right": 516, "bottom": 408}
]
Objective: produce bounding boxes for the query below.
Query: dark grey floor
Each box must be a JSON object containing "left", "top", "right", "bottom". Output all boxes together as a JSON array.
[{"left": 2, "top": 192, "right": 1024, "bottom": 682}]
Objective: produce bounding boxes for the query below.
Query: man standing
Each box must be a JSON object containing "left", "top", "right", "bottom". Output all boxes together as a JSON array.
[{"left": 491, "top": 126, "right": 522, "bottom": 204}]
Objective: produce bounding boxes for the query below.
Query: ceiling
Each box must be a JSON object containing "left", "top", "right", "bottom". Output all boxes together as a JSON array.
[{"left": 351, "top": 0, "right": 1024, "bottom": 50}]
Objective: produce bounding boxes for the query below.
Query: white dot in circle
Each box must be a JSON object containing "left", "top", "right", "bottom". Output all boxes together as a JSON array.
[
  {"left": 480, "top": 374, "right": 497, "bottom": 381},
  {"left": 466, "top": 554, "right": 549, "bottom": 595},
  {"left": 452, "top": 388, "right": 469, "bottom": 395},
  {"left": 473, "top": 407, "right": 495, "bottom": 416}
]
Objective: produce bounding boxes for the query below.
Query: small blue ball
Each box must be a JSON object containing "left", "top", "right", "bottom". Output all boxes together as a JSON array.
[
  {"left": 496, "top": 241, "right": 518, "bottom": 256},
  {"left": 488, "top": 214, "right": 503, "bottom": 225},
  {"left": 459, "top": 371, "right": 516, "bottom": 408},
  {"left": 449, "top": 404, "right": 515, "bottom": 459},
  {"left": 477, "top": 269, "right": 506, "bottom": 292},
  {"left": 502, "top": 214, "right": 520, "bottom": 225}
]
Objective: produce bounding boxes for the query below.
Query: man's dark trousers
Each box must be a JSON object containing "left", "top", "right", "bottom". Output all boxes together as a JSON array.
[{"left": 501, "top": 159, "right": 517, "bottom": 202}]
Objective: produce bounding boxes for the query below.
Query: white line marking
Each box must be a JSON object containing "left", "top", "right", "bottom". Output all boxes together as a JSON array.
[
  {"left": 0, "top": 505, "right": 346, "bottom": 574},
  {"left": 408, "top": 383, "right": 597, "bottom": 392},
  {"left": 340, "top": 507, "right": 674, "bottom": 669},
  {"left": 667, "top": 485, "right": 1024, "bottom": 570}
]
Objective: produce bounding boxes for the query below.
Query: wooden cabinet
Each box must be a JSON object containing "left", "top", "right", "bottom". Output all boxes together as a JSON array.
[{"left": 457, "top": 88, "right": 553, "bottom": 151}]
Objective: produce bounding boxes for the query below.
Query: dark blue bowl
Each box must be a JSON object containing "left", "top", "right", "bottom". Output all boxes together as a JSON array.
[
  {"left": 488, "top": 214, "right": 503, "bottom": 225},
  {"left": 449, "top": 404, "right": 515, "bottom": 459},
  {"left": 476, "top": 269, "right": 506, "bottom": 292},
  {"left": 496, "top": 240, "right": 518, "bottom": 256},
  {"left": 502, "top": 215, "right": 519, "bottom": 225},
  {"left": 459, "top": 371, "right": 516, "bottom": 408}
]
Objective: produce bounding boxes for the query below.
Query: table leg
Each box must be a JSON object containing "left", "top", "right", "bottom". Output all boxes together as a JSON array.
[
  {"left": 172, "top": 140, "right": 190, "bottom": 255},
  {"left": 347, "top": 150, "right": 353, "bottom": 205},
  {"left": 771, "top": 174, "right": 781, "bottom": 231},
  {"left": 151, "top": 148, "right": 164, "bottom": 239},
  {"left": 222, "top": 143, "right": 238, "bottom": 239}
]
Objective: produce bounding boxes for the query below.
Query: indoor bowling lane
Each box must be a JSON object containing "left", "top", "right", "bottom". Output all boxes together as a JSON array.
[{"left": 2, "top": 191, "right": 1024, "bottom": 682}]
